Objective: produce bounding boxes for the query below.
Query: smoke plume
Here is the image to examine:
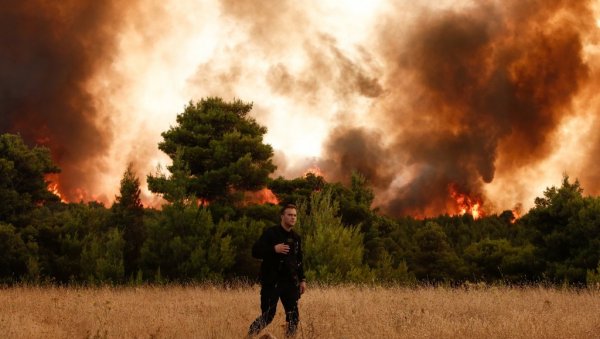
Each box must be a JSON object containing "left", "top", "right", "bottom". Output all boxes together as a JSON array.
[
  {"left": 2, "top": 0, "right": 599, "bottom": 217},
  {"left": 0, "top": 1, "right": 124, "bottom": 202},
  {"left": 319, "top": 0, "right": 597, "bottom": 216}
]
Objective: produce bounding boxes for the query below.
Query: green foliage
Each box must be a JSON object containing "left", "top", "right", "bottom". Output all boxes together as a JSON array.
[
  {"left": 412, "top": 221, "right": 466, "bottom": 282},
  {"left": 269, "top": 172, "right": 326, "bottom": 206},
  {"left": 33, "top": 202, "right": 112, "bottom": 283},
  {"left": 297, "top": 188, "right": 373, "bottom": 283},
  {"left": 464, "top": 238, "right": 532, "bottom": 282},
  {"left": 140, "top": 203, "right": 235, "bottom": 282},
  {"left": 148, "top": 97, "right": 276, "bottom": 205},
  {"left": 219, "top": 217, "right": 266, "bottom": 280},
  {"left": 520, "top": 176, "right": 600, "bottom": 283},
  {"left": 5, "top": 117, "right": 600, "bottom": 287},
  {"left": 361, "top": 214, "right": 417, "bottom": 284},
  {"left": 112, "top": 164, "right": 145, "bottom": 277},
  {"left": 373, "top": 253, "right": 415, "bottom": 284},
  {"left": 586, "top": 261, "right": 600, "bottom": 287},
  {"left": 0, "top": 222, "right": 29, "bottom": 282},
  {"left": 327, "top": 171, "right": 375, "bottom": 227},
  {"left": 147, "top": 149, "right": 192, "bottom": 205},
  {"left": 81, "top": 228, "right": 125, "bottom": 284},
  {"left": 0, "top": 133, "right": 60, "bottom": 228}
]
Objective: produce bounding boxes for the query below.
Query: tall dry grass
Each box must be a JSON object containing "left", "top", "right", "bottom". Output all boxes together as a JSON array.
[{"left": 0, "top": 284, "right": 598, "bottom": 338}]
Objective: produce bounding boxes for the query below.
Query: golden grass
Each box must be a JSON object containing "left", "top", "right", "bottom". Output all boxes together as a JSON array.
[{"left": 0, "top": 284, "right": 598, "bottom": 338}]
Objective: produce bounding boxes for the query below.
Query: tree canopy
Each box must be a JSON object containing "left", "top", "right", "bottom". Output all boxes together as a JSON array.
[
  {"left": 0, "top": 133, "right": 60, "bottom": 227},
  {"left": 2, "top": 99, "right": 600, "bottom": 286},
  {"left": 148, "top": 97, "right": 276, "bottom": 205},
  {"left": 112, "top": 164, "right": 145, "bottom": 277}
]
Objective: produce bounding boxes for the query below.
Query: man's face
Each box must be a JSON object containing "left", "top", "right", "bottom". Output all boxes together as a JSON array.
[{"left": 281, "top": 208, "right": 297, "bottom": 229}]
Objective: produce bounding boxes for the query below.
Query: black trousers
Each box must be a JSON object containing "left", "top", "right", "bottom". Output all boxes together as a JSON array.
[{"left": 248, "top": 281, "right": 300, "bottom": 336}]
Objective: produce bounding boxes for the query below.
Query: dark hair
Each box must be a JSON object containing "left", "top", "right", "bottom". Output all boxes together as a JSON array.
[{"left": 280, "top": 203, "right": 297, "bottom": 215}]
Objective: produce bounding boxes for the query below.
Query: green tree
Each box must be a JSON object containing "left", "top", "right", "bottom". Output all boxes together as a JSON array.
[
  {"left": 32, "top": 201, "right": 112, "bottom": 283},
  {"left": 269, "top": 172, "right": 326, "bottom": 206},
  {"left": 463, "top": 238, "right": 525, "bottom": 282},
  {"left": 140, "top": 203, "right": 235, "bottom": 282},
  {"left": 328, "top": 171, "right": 375, "bottom": 227},
  {"left": 412, "top": 221, "right": 465, "bottom": 282},
  {"left": 520, "top": 176, "right": 600, "bottom": 283},
  {"left": 0, "top": 133, "right": 60, "bottom": 228},
  {"left": 219, "top": 216, "right": 266, "bottom": 280},
  {"left": 148, "top": 97, "right": 276, "bottom": 207},
  {"left": 147, "top": 149, "right": 192, "bottom": 205},
  {"left": 0, "top": 222, "right": 29, "bottom": 282},
  {"left": 587, "top": 261, "right": 600, "bottom": 287},
  {"left": 297, "top": 188, "right": 372, "bottom": 283},
  {"left": 112, "top": 164, "right": 145, "bottom": 278},
  {"left": 81, "top": 227, "right": 125, "bottom": 284}
]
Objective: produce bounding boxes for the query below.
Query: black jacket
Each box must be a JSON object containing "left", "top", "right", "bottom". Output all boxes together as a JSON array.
[{"left": 252, "top": 225, "right": 305, "bottom": 284}]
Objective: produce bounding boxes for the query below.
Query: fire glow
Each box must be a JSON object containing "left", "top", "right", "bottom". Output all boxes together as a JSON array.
[
  {"left": 243, "top": 188, "right": 279, "bottom": 205},
  {"left": 6, "top": 0, "right": 600, "bottom": 219},
  {"left": 45, "top": 174, "right": 67, "bottom": 203},
  {"left": 449, "top": 184, "right": 484, "bottom": 219},
  {"left": 47, "top": 183, "right": 67, "bottom": 203}
]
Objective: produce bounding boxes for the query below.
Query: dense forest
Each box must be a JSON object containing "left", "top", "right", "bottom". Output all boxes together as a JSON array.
[{"left": 2, "top": 98, "right": 599, "bottom": 286}]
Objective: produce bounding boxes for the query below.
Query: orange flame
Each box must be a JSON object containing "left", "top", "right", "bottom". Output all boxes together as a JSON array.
[
  {"left": 47, "top": 182, "right": 67, "bottom": 202},
  {"left": 244, "top": 188, "right": 279, "bottom": 205},
  {"left": 44, "top": 174, "right": 109, "bottom": 205},
  {"left": 510, "top": 203, "right": 523, "bottom": 223},
  {"left": 448, "top": 184, "right": 484, "bottom": 219},
  {"left": 45, "top": 174, "right": 67, "bottom": 203},
  {"left": 196, "top": 198, "right": 209, "bottom": 207}
]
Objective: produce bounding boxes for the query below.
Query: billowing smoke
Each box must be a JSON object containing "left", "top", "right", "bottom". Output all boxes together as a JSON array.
[
  {"left": 2, "top": 0, "right": 599, "bottom": 217},
  {"left": 0, "top": 1, "right": 124, "bottom": 202},
  {"left": 320, "top": 127, "right": 394, "bottom": 189},
  {"left": 319, "top": 0, "right": 597, "bottom": 217}
]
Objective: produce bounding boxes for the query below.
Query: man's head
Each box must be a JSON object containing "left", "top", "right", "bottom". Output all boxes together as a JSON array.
[{"left": 280, "top": 204, "right": 297, "bottom": 230}]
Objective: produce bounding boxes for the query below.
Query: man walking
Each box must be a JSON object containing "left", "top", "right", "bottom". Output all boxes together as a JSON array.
[{"left": 248, "top": 204, "right": 306, "bottom": 337}]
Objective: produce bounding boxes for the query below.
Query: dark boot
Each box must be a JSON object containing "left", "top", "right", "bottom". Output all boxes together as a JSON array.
[{"left": 285, "top": 321, "right": 298, "bottom": 337}]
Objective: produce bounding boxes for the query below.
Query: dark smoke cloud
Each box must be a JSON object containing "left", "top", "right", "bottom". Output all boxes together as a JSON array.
[
  {"left": 0, "top": 1, "right": 124, "bottom": 201},
  {"left": 320, "top": 0, "right": 594, "bottom": 217},
  {"left": 319, "top": 127, "right": 394, "bottom": 189}
]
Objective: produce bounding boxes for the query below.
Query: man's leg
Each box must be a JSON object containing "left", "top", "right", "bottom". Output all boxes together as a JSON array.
[
  {"left": 248, "top": 283, "right": 279, "bottom": 336},
  {"left": 280, "top": 283, "right": 300, "bottom": 337}
]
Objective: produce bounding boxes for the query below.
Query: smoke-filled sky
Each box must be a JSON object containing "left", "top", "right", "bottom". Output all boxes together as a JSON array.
[{"left": 2, "top": 0, "right": 600, "bottom": 217}]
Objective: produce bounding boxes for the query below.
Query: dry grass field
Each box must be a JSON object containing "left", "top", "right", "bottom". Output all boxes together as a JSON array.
[{"left": 0, "top": 284, "right": 598, "bottom": 338}]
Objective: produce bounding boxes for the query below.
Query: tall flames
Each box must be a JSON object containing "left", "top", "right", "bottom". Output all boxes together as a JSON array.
[
  {"left": 243, "top": 188, "right": 280, "bottom": 206},
  {"left": 47, "top": 183, "right": 64, "bottom": 202},
  {"left": 448, "top": 184, "right": 484, "bottom": 220}
]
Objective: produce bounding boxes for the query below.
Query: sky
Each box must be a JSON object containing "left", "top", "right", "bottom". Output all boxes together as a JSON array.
[{"left": 2, "top": 0, "right": 600, "bottom": 217}]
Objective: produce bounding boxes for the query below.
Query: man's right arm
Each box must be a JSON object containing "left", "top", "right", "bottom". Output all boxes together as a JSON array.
[{"left": 252, "top": 228, "right": 274, "bottom": 259}]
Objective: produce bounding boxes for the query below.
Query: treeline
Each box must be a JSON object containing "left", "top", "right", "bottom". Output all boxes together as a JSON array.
[{"left": 1, "top": 97, "right": 599, "bottom": 286}]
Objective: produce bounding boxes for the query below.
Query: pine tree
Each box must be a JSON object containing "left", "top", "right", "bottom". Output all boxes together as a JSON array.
[{"left": 112, "top": 164, "right": 145, "bottom": 278}]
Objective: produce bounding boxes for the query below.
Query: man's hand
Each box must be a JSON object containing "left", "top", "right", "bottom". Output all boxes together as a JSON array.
[
  {"left": 299, "top": 281, "right": 306, "bottom": 294},
  {"left": 274, "top": 243, "right": 290, "bottom": 254}
]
